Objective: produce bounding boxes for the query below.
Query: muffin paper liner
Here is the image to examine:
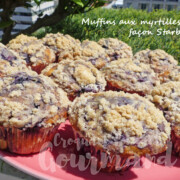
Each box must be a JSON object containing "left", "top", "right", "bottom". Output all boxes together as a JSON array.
[
  {"left": 105, "top": 81, "right": 145, "bottom": 96},
  {"left": 73, "top": 129, "right": 137, "bottom": 172},
  {"left": 171, "top": 129, "right": 180, "bottom": 157},
  {"left": 0, "top": 124, "right": 59, "bottom": 155}
]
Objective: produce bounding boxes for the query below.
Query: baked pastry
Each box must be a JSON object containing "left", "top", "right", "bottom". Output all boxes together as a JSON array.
[
  {"left": 102, "top": 59, "right": 160, "bottom": 96},
  {"left": 0, "top": 71, "right": 70, "bottom": 154},
  {"left": 147, "top": 82, "right": 180, "bottom": 156},
  {"left": 42, "top": 33, "right": 81, "bottom": 61},
  {"left": 133, "top": 49, "right": 178, "bottom": 83},
  {"left": 42, "top": 59, "right": 106, "bottom": 101},
  {"left": 7, "top": 34, "right": 56, "bottom": 73},
  {"left": 80, "top": 40, "right": 110, "bottom": 69},
  {"left": 98, "top": 38, "right": 133, "bottom": 61},
  {"left": 69, "top": 91, "right": 170, "bottom": 172}
]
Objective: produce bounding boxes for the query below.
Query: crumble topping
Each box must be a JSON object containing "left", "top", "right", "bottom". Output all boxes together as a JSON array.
[
  {"left": 42, "top": 33, "right": 82, "bottom": 61},
  {"left": 79, "top": 40, "right": 110, "bottom": 69},
  {"left": 102, "top": 59, "right": 160, "bottom": 95},
  {"left": 7, "top": 34, "right": 56, "bottom": 68},
  {"left": 133, "top": 49, "right": 178, "bottom": 82},
  {"left": 69, "top": 91, "right": 170, "bottom": 154},
  {"left": 147, "top": 81, "right": 180, "bottom": 126},
  {"left": 42, "top": 59, "right": 106, "bottom": 98},
  {"left": 0, "top": 71, "right": 70, "bottom": 129},
  {"left": 98, "top": 38, "right": 133, "bottom": 60}
]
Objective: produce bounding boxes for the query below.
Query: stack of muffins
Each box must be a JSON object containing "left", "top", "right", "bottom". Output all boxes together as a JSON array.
[{"left": 0, "top": 33, "right": 179, "bottom": 173}]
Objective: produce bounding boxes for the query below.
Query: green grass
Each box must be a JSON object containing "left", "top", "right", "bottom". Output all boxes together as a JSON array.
[{"left": 33, "top": 8, "right": 180, "bottom": 63}]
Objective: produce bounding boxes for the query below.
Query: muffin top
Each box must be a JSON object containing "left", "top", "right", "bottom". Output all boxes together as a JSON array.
[
  {"left": 8, "top": 34, "right": 37, "bottom": 45},
  {"left": 42, "top": 33, "right": 82, "bottom": 61},
  {"left": 148, "top": 81, "right": 180, "bottom": 128},
  {"left": 133, "top": 49, "right": 178, "bottom": 82},
  {"left": 7, "top": 34, "right": 56, "bottom": 71},
  {"left": 102, "top": 59, "right": 160, "bottom": 95},
  {"left": 80, "top": 40, "right": 110, "bottom": 69},
  {"left": 0, "top": 43, "right": 31, "bottom": 75},
  {"left": 0, "top": 43, "right": 25, "bottom": 66},
  {"left": 69, "top": 91, "right": 170, "bottom": 155},
  {"left": 0, "top": 60, "right": 35, "bottom": 77},
  {"left": 42, "top": 59, "right": 106, "bottom": 98},
  {"left": 0, "top": 71, "right": 70, "bottom": 129},
  {"left": 98, "top": 38, "right": 133, "bottom": 60}
]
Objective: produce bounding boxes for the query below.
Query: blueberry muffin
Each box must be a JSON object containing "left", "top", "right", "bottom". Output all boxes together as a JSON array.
[
  {"left": 42, "top": 59, "right": 106, "bottom": 101},
  {"left": 69, "top": 91, "right": 171, "bottom": 172},
  {"left": 102, "top": 59, "right": 160, "bottom": 96},
  {"left": 0, "top": 71, "right": 70, "bottom": 154},
  {"left": 42, "top": 33, "right": 82, "bottom": 61},
  {"left": 7, "top": 34, "right": 56, "bottom": 73},
  {"left": 133, "top": 49, "right": 178, "bottom": 83},
  {"left": 98, "top": 38, "right": 133, "bottom": 61},
  {"left": 79, "top": 40, "right": 110, "bottom": 69},
  {"left": 147, "top": 82, "right": 180, "bottom": 156}
]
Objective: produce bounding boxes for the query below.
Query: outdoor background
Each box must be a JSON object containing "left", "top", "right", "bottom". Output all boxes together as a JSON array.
[{"left": 33, "top": 8, "right": 180, "bottom": 63}]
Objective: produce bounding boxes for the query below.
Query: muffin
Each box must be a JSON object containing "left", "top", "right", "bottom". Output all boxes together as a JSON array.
[
  {"left": 102, "top": 59, "right": 160, "bottom": 96},
  {"left": 79, "top": 40, "right": 110, "bottom": 69},
  {"left": 7, "top": 34, "right": 56, "bottom": 73},
  {"left": 147, "top": 82, "right": 180, "bottom": 156},
  {"left": 42, "top": 59, "right": 106, "bottom": 101},
  {"left": 42, "top": 33, "right": 82, "bottom": 61},
  {"left": 0, "top": 71, "right": 70, "bottom": 154},
  {"left": 98, "top": 38, "right": 133, "bottom": 61},
  {"left": 133, "top": 49, "right": 178, "bottom": 83},
  {"left": 69, "top": 91, "right": 171, "bottom": 172}
]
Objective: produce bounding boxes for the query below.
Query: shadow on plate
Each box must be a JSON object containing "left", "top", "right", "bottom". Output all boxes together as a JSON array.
[{"left": 50, "top": 122, "right": 138, "bottom": 180}]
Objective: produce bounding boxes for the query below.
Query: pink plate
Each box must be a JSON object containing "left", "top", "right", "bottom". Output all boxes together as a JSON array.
[{"left": 0, "top": 121, "right": 180, "bottom": 180}]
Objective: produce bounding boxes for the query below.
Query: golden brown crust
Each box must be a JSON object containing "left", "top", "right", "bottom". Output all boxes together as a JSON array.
[
  {"left": 102, "top": 59, "right": 160, "bottom": 95},
  {"left": 147, "top": 81, "right": 180, "bottom": 126},
  {"left": 133, "top": 49, "right": 178, "bottom": 82},
  {"left": 0, "top": 71, "right": 70, "bottom": 129},
  {"left": 7, "top": 34, "right": 56, "bottom": 73},
  {"left": 42, "top": 33, "right": 82, "bottom": 61},
  {"left": 42, "top": 59, "right": 106, "bottom": 99},
  {"left": 98, "top": 38, "right": 133, "bottom": 60},
  {"left": 69, "top": 91, "right": 170, "bottom": 155},
  {"left": 79, "top": 40, "right": 110, "bottom": 69}
]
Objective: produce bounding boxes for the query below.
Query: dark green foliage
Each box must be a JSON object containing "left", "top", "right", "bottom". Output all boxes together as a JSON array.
[
  {"left": 0, "top": 0, "right": 105, "bottom": 43},
  {"left": 33, "top": 8, "right": 180, "bottom": 63}
]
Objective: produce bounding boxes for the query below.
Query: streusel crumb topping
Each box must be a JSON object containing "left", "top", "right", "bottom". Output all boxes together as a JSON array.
[
  {"left": 42, "top": 59, "right": 106, "bottom": 97},
  {"left": 69, "top": 91, "right": 170, "bottom": 154},
  {"left": 98, "top": 38, "right": 133, "bottom": 60},
  {"left": 147, "top": 81, "right": 180, "bottom": 126},
  {"left": 102, "top": 59, "right": 160, "bottom": 95},
  {"left": 0, "top": 71, "right": 70, "bottom": 129},
  {"left": 133, "top": 49, "right": 178, "bottom": 82},
  {"left": 7, "top": 34, "right": 55, "bottom": 67}
]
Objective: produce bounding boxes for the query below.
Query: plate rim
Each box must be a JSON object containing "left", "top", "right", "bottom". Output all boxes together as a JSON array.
[{"left": 0, "top": 152, "right": 63, "bottom": 180}]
